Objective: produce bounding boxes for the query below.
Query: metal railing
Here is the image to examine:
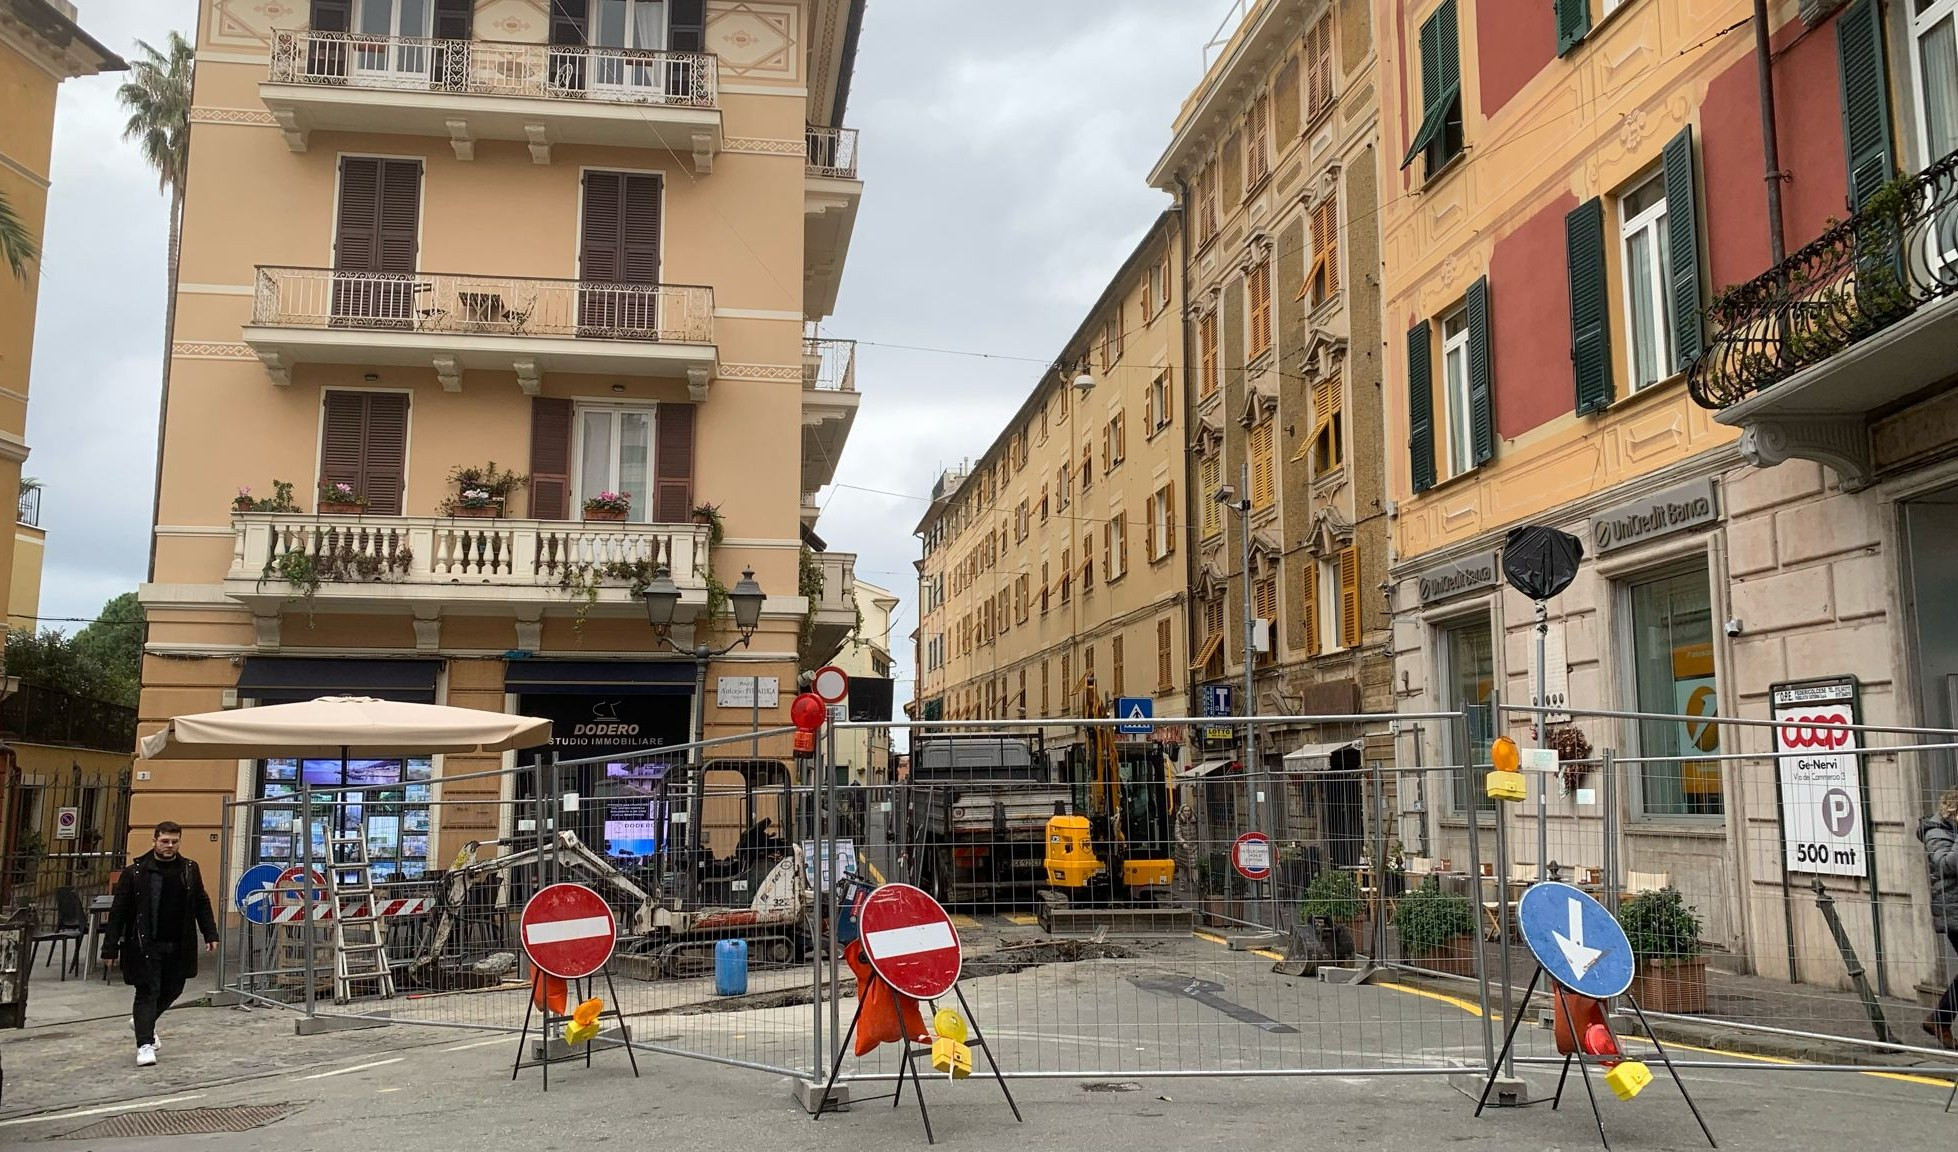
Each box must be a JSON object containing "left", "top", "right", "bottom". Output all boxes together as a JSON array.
[
  {"left": 251, "top": 267, "right": 715, "bottom": 346},
  {"left": 228, "top": 514, "right": 711, "bottom": 597},
  {"left": 1687, "top": 147, "right": 1958, "bottom": 410},
  {"left": 16, "top": 487, "right": 39, "bottom": 528},
  {"left": 804, "top": 125, "right": 859, "bottom": 179},
  {"left": 802, "top": 336, "right": 856, "bottom": 392},
  {"left": 0, "top": 682, "right": 137, "bottom": 753},
  {"left": 268, "top": 30, "right": 717, "bottom": 108}
]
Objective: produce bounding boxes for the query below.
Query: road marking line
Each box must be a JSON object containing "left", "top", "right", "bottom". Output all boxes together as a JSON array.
[
  {"left": 0, "top": 1094, "right": 206, "bottom": 1128},
  {"left": 444, "top": 1036, "right": 510, "bottom": 1052},
  {"left": 299, "top": 1056, "right": 406, "bottom": 1080},
  {"left": 865, "top": 858, "right": 886, "bottom": 885},
  {"left": 1376, "top": 981, "right": 1487, "bottom": 1018}
]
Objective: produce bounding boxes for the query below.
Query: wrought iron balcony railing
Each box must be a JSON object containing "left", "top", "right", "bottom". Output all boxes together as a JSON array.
[
  {"left": 1687, "top": 148, "right": 1958, "bottom": 410},
  {"left": 806, "top": 125, "right": 859, "bottom": 179},
  {"left": 252, "top": 267, "right": 714, "bottom": 346},
  {"left": 803, "top": 336, "right": 857, "bottom": 392},
  {"left": 268, "top": 30, "right": 717, "bottom": 108},
  {"left": 0, "top": 683, "right": 137, "bottom": 753},
  {"left": 17, "top": 487, "right": 39, "bottom": 528}
]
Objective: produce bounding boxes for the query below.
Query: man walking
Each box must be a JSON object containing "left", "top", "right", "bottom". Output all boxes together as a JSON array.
[{"left": 101, "top": 821, "right": 217, "bottom": 1067}]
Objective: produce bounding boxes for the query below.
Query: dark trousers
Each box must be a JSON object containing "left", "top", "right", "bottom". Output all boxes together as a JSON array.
[
  {"left": 132, "top": 963, "right": 187, "bottom": 1048},
  {"left": 1937, "top": 930, "right": 1958, "bottom": 1027}
]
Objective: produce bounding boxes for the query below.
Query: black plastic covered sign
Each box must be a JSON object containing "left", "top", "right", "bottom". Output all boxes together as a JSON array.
[{"left": 1502, "top": 525, "right": 1584, "bottom": 603}]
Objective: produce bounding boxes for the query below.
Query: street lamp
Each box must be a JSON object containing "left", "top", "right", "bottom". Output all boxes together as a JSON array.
[{"left": 1215, "top": 470, "right": 1271, "bottom": 933}]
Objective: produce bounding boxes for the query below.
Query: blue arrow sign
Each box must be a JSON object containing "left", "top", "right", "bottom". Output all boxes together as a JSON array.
[
  {"left": 1517, "top": 881, "right": 1635, "bottom": 999},
  {"left": 1116, "top": 697, "right": 1154, "bottom": 734},
  {"left": 235, "top": 863, "right": 283, "bottom": 925}
]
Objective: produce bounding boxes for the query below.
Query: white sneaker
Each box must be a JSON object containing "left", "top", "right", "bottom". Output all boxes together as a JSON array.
[{"left": 135, "top": 1044, "right": 157, "bottom": 1068}]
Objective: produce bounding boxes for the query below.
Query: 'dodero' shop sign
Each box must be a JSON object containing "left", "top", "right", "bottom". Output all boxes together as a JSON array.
[{"left": 1589, "top": 478, "right": 1719, "bottom": 555}]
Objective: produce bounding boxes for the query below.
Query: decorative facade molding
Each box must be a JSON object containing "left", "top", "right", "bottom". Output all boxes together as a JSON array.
[
  {"left": 173, "top": 342, "right": 259, "bottom": 360},
  {"left": 722, "top": 136, "right": 805, "bottom": 156},
  {"left": 718, "top": 363, "right": 802, "bottom": 382},
  {"left": 1738, "top": 419, "right": 1872, "bottom": 492},
  {"left": 1298, "top": 331, "right": 1349, "bottom": 384},
  {"left": 1304, "top": 506, "right": 1356, "bottom": 559},
  {"left": 188, "top": 107, "right": 279, "bottom": 127}
]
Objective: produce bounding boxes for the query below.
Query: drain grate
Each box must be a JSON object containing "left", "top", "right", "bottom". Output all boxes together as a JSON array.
[{"left": 60, "top": 1104, "right": 302, "bottom": 1140}]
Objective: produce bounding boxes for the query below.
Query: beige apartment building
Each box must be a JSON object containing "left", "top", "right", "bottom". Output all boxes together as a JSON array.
[
  {"left": 913, "top": 212, "right": 1191, "bottom": 764},
  {"left": 137, "top": 0, "right": 866, "bottom": 879},
  {"left": 1147, "top": 0, "right": 1392, "bottom": 866}
]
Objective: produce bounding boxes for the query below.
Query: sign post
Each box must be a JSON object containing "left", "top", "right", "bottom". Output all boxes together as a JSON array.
[{"left": 514, "top": 883, "right": 638, "bottom": 1089}]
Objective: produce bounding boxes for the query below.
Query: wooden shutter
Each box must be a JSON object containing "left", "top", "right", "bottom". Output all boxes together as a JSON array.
[
  {"left": 1836, "top": 0, "right": 1895, "bottom": 211},
  {"left": 320, "top": 392, "right": 408, "bottom": 516},
  {"left": 1465, "top": 276, "right": 1494, "bottom": 466},
  {"left": 334, "top": 158, "right": 380, "bottom": 272},
  {"left": 528, "top": 397, "right": 573, "bottom": 519},
  {"left": 654, "top": 404, "right": 695, "bottom": 523},
  {"left": 1158, "top": 619, "right": 1172, "bottom": 690},
  {"left": 1250, "top": 421, "right": 1275, "bottom": 507},
  {"left": 1145, "top": 494, "right": 1158, "bottom": 557},
  {"left": 1301, "top": 564, "right": 1320, "bottom": 654},
  {"left": 620, "top": 174, "right": 662, "bottom": 283},
  {"left": 1661, "top": 126, "right": 1704, "bottom": 372},
  {"left": 1566, "top": 197, "right": 1614, "bottom": 414},
  {"left": 376, "top": 159, "right": 420, "bottom": 275},
  {"left": 1250, "top": 260, "right": 1272, "bottom": 354},
  {"left": 310, "top": 0, "right": 350, "bottom": 30},
  {"left": 1338, "top": 546, "right": 1362, "bottom": 649},
  {"left": 1164, "top": 480, "right": 1177, "bottom": 555},
  {"left": 580, "top": 172, "right": 624, "bottom": 282},
  {"left": 1407, "top": 320, "right": 1436, "bottom": 493},
  {"left": 433, "top": 0, "right": 472, "bottom": 39},
  {"left": 320, "top": 391, "right": 367, "bottom": 499},
  {"left": 1556, "top": 0, "right": 1591, "bottom": 57},
  {"left": 670, "top": 0, "right": 706, "bottom": 51},
  {"left": 1112, "top": 635, "right": 1124, "bottom": 696}
]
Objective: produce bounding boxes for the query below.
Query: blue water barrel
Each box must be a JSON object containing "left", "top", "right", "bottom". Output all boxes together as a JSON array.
[{"left": 714, "top": 938, "right": 748, "bottom": 997}]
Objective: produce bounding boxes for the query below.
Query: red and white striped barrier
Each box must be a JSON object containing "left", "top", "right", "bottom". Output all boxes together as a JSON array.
[{"left": 268, "top": 896, "right": 434, "bottom": 924}]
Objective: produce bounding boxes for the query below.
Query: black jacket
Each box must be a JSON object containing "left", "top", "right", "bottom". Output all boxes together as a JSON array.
[
  {"left": 102, "top": 850, "right": 218, "bottom": 983},
  {"left": 1919, "top": 817, "right": 1958, "bottom": 934}
]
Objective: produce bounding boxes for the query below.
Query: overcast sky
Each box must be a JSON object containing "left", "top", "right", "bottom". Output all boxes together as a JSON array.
[{"left": 31, "top": 0, "right": 1230, "bottom": 713}]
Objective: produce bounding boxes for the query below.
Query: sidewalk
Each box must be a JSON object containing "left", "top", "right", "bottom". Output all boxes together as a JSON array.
[{"left": 13, "top": 952, "right": 220, "bottom": 1029}]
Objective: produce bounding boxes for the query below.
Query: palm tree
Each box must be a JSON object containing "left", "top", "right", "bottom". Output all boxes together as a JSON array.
[
  {"left": 0, "top": 187, "right": 37, "bottom": 282},
  {"left": 117, "top": 31, "right": 193, "bottom": 582}
]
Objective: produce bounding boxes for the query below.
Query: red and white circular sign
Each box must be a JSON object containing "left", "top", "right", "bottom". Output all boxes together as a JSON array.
[
  {"left": 811, "top": 665, "right": 850, "bottom": 704},
  {"left": 858, "top": 883, "right": 960, "bottom": 1000},
  {"left": 521, "top": 883, "right": 617, "bottom": 979},
  {"left": 1232, "top": 832, "right": 1273, "bottom": 882}
]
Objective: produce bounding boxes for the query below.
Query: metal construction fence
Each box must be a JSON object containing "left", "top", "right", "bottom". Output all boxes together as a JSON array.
[{"left": 209, "top": 703, "right": 1958, "bottom": 1093}]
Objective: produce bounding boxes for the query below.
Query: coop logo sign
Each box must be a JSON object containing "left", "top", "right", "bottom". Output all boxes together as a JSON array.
[
  {"left": 1771, "top": 678, "right": 1868, "bottom": 879},
  {"left": 1588, "top": 478, "right": 1719, "bottom": 554},
  {"left": 1414, "top": 550, "right": 1500, "bottom": 605}
]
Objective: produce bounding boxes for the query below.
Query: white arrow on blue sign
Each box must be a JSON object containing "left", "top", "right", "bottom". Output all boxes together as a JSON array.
[
  {"left": 1116, "top": 697, "right": 1154, "bottom": 734},
  {"left": 234, "top": 863, "right": 284, "bottom": 925},
  {"left": 1517, "top": 881, "right": 1635, "bottom": 999}
]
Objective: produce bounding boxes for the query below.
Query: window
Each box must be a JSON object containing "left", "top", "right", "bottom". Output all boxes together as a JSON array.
[
  {"left": 1062, "top": 653, "right": 1073, "bottom": 713},
  {"left": 1306, "top": 191, "right": 1339, "bottom": 305},
  {"left": 1060, "top": 548, "right": 1072, "bottom": 604},
  {"left": 1199, "top": 455, "right": 1224, "bottom": 537},
  {"left": 578, "top": 170, "right": 663, "bottom": 332},
  {"left": 1250, "top": 419, "right": 1275, "bottom": 509},
  {"left": 1246, "top": 94, "right": 1271, "bottom": 189},
  {"left": 1442, "top": 618, "right": 1497, "bottom": 812},
  {"left": 1039, "top": 399, "right": 1050, "bottom": 443},
  {"left": 1199, "top": 313, "right": 1220, "bottom": 398},
  {"left": 1310, "top": 373, "right": 1343, "bottom": 474},
  {"left": 1253, "top": 574, "right": 1278, "bottom": 665},
  {"left": 1442, "top": 307, "right": 1473, "bottom": 477},
  {"left": 1197, "top": 162, "right": 1219, "bottom": 247},
  {"left": 1105, "top": 512, "right": 1128, "bottom": 581},
  {"left": 1401, "top": 0, "right": 1464, "bottom": 179},
  {"left": 1082, "top": 531, "right": 1095, "bottom": 591},
  {"left": 1157, "top": 618, "right": 1175, "bottom": 691},
  {"left": 575, "top": 406, "right": 656, "bottom": 522},
  {"left": 1107, "top": 411, "right": 1126, "bottom": 468},
  {"left": 1041, "top": 561, "right": 1051, "bottom": 614},
  {"left": 1016, "top": 499, "right": 1029, "bottom": 542},
  {"left": 1148, "top": 373, "right": 1173, "bottom": 434},
  {"left": 1305, "top": 13, "right": 1335, "bottom": 122},
  {"left": 1618, "top": 170, "right": 1675, "bottom": 392},
  {"left": 1631, "top": 567, "right": 1723, "bottom": 817},
  {"left": 1081, "top": 444, "right": 1094, "bottom": 493},
  {"left": 351, "top": 0, "right": 436, "bottom": 79},
  {"left": 1197, "top": 596, "right": 1227, "bottom": 672},
  {"left": 1909, "top": 1, "right": 1958, "bottom": 201},
  {"left": 1016, "top": 573, "right": 1030, "bottom": 623},
  {"left": 1147, "top": 481, "right": 1177, "bottom": 561},
  {"left": 1041, "top": 659, "right": 1051, "bottom": 715},
  {"left": 320, "top": 390, "right": 409, "bottom": 515},
  {"left": 1338, "top": 545, "right": 1362, "bottom": 648},
  {"left": 255, "top": 757, "right": 434, "bottom": 879},
  {"left": 1300, "top": 558, "right": 1320, "bottom": 654},
  {"left": 1111, "top": 635, "right": 1126, "bottom": 696},
  {"left": 1084, "top": 645, "right": 1096, "bottom": 694},
  {"left": 1557, "top": 0, "right": 1594, "bottom": 56},
  {"left": 1039, "top": 485, "right": 1050, "bottom": 524},
  {"left": 332, "top": 156, "right": 422, "bottom": 324},
  {"left": 1058, "top": 463, "right": 1072, "bottom": 510},
  {"left": 1248, "top": 258, "right": 1273, "bottom": 357}
]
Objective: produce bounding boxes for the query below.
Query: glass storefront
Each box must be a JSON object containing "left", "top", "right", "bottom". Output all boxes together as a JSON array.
[
  {"left": 1443, "top": 618, "right": 1497, "bottom": 812},
  {"left": 1630, "top": 567, "right": 1723, "bottom": 817},
  {"left": 254, "top": 757, "right": 434, "bottom": 881}
]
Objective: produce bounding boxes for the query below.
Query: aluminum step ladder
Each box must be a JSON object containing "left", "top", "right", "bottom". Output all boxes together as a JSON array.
[{"left": 326, "top": 834, "right": 396, "bottom": 1003}]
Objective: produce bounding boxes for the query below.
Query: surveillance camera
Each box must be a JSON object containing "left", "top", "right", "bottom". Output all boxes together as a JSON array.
[
  {"left": 1724, "top": 618, "right": 1743, "bottom": 637},
  {"left": 1213, "top": 485, "right": 1237, "bottom": 504}
]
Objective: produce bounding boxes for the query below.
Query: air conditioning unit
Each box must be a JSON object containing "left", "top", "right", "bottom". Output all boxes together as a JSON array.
[{"left": 1252, "top": 618, "right": 1273, "bottom": 654}]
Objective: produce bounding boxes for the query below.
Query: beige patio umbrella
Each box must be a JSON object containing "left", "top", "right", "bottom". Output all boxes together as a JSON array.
[{"left": 140, "top": 695, "right": 552, "bottom": 760}]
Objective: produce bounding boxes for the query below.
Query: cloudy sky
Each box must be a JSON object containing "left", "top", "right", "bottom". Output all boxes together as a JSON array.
[{"left": 31, "top": 0, "right": 1232, "bottom": 711}]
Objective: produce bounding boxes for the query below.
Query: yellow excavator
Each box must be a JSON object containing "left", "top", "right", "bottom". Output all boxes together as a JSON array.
[{"left": 1038, "top": 676, "right": 1190, "bottom": 934}]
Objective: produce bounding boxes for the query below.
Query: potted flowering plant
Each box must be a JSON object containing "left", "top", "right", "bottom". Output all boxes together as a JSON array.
[
  {"left": 317, "top": 480, "right": 367, "bottom": 514},
  {"left": 440, "top": 462, "right": 527, "bottom": 518},
  {"left": 233, "top": 487, "right": 256, "bottom": 513},
  {"left": 583, "top": 491, "right": 630, "bottom": 521},
  {"left": 690, "top": 501, "right": 725, "bottom": 545}
]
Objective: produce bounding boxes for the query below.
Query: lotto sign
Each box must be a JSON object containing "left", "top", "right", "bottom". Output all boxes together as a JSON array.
[
  {"left": 858, "top": 883, "right": 962, "bottom": 1000},
  {"left": 1771, "top": 678, "right": 1868, "bottom": 878},
  {"left": 521, "top": 883, "right": 618, "bottom": 979}
]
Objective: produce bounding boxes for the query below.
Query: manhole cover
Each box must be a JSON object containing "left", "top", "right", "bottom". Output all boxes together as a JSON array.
[{"left": 60, "top": 1104, "right": 302, "bottom": 1139}]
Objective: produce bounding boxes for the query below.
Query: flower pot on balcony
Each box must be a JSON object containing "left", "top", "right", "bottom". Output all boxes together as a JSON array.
[
  {"left": 1629, "top": 955, "right": 1708, "bottom": 1014},
  {"left": 452, "top": 501, "right": 503, "bottom": 519},
  {"left": 318, "top": 501, "right": 365, "bottom": 515},
  {"left": 583, "top": 508, "right": 627, "bottom": 522},
  {"left": 232, "top": 499, "right": 255, "bottom": 514}
]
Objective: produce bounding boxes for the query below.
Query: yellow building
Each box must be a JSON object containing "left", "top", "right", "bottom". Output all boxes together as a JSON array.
[
  {"left": 914, "top": 213, "right": 1190, "bottom": 759},
  {"left": 137, "top": 0, "right": 866, "bottom": 881},
  {"left": 1147, "top": 0, "right": 1393, "bottom": 857},
  {"left": 9, "top": 480, "right": 42, "bottom": 633}
]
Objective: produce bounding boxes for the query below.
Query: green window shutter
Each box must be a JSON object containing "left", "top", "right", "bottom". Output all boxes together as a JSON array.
[
  {"left": 1402, "top": 12, "right": 1444, "bottom": 169},
  {"left": 1565, "top": 197, "right": 1614, "bottom": 415},
  {"left": 1437, "top": 0, "right": 1460, "bottom": 91},
  {"left": 1662, "top": 126, "right": 1704, "bottom": 372},
  {"left": 1836, "top": 0, "right": 1894, "bottom": 211},
  {"left": 1407, "top": 321, "right": 1437, "bottom": 493},
  {"left": 1556, "top": 0, "right": 1591, "bottom": 56},
  {"left": 1466, "top": 277, "right": 1494, "bottom": 466}
]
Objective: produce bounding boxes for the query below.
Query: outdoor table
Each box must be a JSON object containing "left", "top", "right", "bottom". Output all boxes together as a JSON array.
[{"left": 81, "top": 893, "right": 113, "bottom": 982}]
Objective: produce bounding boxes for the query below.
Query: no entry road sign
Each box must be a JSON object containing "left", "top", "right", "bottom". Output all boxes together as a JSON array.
[
  {"left": 1232, "top": 832, "right": 1273, "bottom": 882},
  {"left": 858, "top": 882, "right": 961, "bottom": 1000},
  {"left": 521, "top": 883, "right": 618, "bottom": 980},
  {"left": 1518, "top": 881, "right": 1634, "bottom": 999}
]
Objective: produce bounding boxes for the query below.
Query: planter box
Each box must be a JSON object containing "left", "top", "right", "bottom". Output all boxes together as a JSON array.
[
  {"left": 318, "top": 501, "right": 365, "bottom": 515},
  {"left": 1630, "top": 955, "right": 1707, "bottom": 1014},
  {"left": 1404, "top": 934, "right": 1479, "bottom": 977},
  {"left": 583, "top": 508, "right": 628, "bottom": 522},
  {"left": 450, "top": 502, "right": 504, "bottom": 518}
]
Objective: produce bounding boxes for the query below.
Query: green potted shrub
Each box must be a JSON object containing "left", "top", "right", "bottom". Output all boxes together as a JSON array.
[
  {"left": 1393, "top": 876, "right": 1478, "bottom": 976},
  {"left": 1622, "top": 886, "right": 1706, "bottom": 1013},
  {"left": 690, "top": 501, "right": 725, "bottom": 545},
  {"left": 441, "top": 462, "right": 527, "bottom": 518},
  {"left": 1300, "top": 869, "right": 1364, "bottom": 960}
]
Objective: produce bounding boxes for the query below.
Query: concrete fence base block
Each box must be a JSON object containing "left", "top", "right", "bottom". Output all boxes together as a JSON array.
[
  {"left": 794, "top": 1077, "right": 850, "bottom": 1113},
  {"left": 1451, "top": 1071, "right": 1535, "bottom": 1107},
  {"left": 295, "top": 1012, "right": 390, "bottom": 1036},
  {"left": 1226, "top": 932, "right": 1284, "bottom": 952},
  {"left": 530, "top": 1024, "right": 630, "bottom": 1062}
]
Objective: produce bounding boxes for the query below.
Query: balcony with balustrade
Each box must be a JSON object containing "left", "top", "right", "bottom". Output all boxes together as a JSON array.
[
  {"left": 805, "top": 125, "right": 863, "bottom": 320},
  {"left": 261, "top": 31, "right": 721, "bottom": 170},
  {"left": 802, "top": 335, "right": 858, "bottom": 494},
  {"left": 1687, "top": 148, "right": 1958, "bottom": 489},
  {"left": 224, "top": 513, "right": 714, "bottom": 644},
  {"left": 802, "top": 549, "right": 858, "bottom": 668},
  {"left": 241, "top": 267, "right": 716, "bottom": 395}
]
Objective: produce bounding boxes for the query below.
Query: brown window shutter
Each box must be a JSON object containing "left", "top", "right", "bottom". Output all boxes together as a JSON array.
[
  {"left": 620, "top": 174, "right": 662, "bottom": 283},
  {"left": 528, "top": 397, "right": 573, "bottom": 519},
  {"left": 311, "top": 0, "right": 351, "bottom": 31},
  {"left": 1145, "top": 496, "right": 1157, "bottom": 557},
  {"left": 376, "top": 159, "right": 421, "bottom": 275},
  {"left": 319, "top": 392, "right": 367, "bottom": 499},
  {"left": 1165, "top": 479, "right": 1177, "bottom": 553},
  {"left": 334, "top": 158, "right": 380, "bottom": 272},
  {"left": 1339, "top": 546, "right": 1362, "bottom": 648},
  {"left": 654, "top": 404, "right": 695, "bottom": 523},
  {"left": 362, "top": 393, "right": 409, "bottom": 515},
  {"left": 580, "top": 171, "right": 623, "bottom": 282}
]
